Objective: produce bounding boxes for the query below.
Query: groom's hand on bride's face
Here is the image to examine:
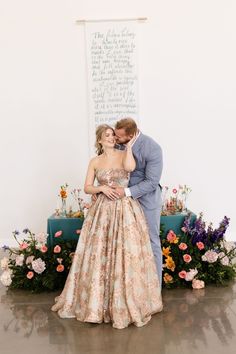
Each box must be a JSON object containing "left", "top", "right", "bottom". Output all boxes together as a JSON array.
[{"left": 114, "top": 187, "right": 125, "bottom": 198}]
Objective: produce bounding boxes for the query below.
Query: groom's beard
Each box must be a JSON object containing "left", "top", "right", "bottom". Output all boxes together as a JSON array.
[{"left": 115, "top": 138, "right": 131, "bottom": 145}]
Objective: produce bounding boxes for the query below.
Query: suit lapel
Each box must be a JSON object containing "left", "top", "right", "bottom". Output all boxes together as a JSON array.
[{"left": 132, "top": 132, "right": 144, "bottom": 157}]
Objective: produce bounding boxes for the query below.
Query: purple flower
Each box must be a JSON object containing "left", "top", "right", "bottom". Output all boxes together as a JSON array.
[
  {"left": 13, "top": 230, "right": 20, "bottom": 235},
  {"left": 210, "top": 216, "right": 230, "bottom": 243},
  {"left": 22, "top": 228, "right": 30, "bottom": 234},
  {"left": 2, "top": 245, "right": 9, "bottom": 252}
]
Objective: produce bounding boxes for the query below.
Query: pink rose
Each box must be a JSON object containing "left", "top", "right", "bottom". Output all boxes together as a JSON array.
[
  {"left": 181, "top": 227, "right": 187, "bottom": 233},
  {"left": 20, "top": 243, "right": 28, "bottom": 250},
  {"left": 178, "top": 270, "right": 187, "bottom": 279},
  {"left": 167, "top": 230, "right": 178, "bottom": 243},
  {"left": 54, "top": 230, "right": 63, "bottom": 238},
  {"left": 196, "top": 242, "right": 204, "bottom": 250},
  {"left": 179, "top": 242, "right": 188, "bottom": 250},
  {"left": 76, "top": 229, "right": 81, "bottom": 235},
  {"left": 192, "top": 279, "right": 205, "bottom": 289},
  {"left": 183, "top": 254, "right": 192, "bottom": 263},
  {"left": 172, "top": 188, "right": 178, "bottom": 194},
  {"left": 53, "top": 245, "right": 61, "bottom": 253},
  {"left": 40, "top": 245, "right": 48, "bottom": 253},
  {"left": 27, "top": 271, "right": 34, "bottom": 279}
]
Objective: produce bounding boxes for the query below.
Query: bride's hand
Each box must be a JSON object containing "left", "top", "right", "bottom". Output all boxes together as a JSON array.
[
  {"left": 100, "top": 185, "right": 119, "bottom": 200},
  {"left": 126, "top": 132, "right": 138, "bottom": 148}
]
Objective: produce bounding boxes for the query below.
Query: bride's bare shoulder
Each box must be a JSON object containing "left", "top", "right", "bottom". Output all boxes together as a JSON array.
[{"left": 88, "top": 155, "right": 102, "bottom": 169}]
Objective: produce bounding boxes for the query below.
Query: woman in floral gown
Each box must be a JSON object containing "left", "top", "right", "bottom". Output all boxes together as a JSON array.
[{"left": 51, "top": 124, "right": 163, "bottom": 329}]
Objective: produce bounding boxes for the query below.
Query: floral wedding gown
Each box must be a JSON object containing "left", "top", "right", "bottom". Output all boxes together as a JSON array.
[{"left": 51, "top": 169, "right": 163, "bottom": 329}]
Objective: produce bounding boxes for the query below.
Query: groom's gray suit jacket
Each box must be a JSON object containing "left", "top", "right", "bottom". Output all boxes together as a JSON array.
[{"left": 128, "top": 133, "right": 163, "bottom": 210}]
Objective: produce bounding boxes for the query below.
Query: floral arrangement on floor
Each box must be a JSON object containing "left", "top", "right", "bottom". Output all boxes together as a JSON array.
[
  {"left": 161, "top": 213, "right": 236, "bottom": 288},
  {"left": 0, "top": 229, "right": 79, "bottom": 292},
  {"left": 161, "top": 185, "right": 192, "bottom": 215}
]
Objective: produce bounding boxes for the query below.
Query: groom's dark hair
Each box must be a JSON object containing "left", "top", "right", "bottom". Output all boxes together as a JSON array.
[{"left": 115, "top": 118, "right": 137, "bottom": 136}]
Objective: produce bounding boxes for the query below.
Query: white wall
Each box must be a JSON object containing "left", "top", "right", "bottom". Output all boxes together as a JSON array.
[{"left": 1, "top": 0, "right": 236, "bottom": 246}]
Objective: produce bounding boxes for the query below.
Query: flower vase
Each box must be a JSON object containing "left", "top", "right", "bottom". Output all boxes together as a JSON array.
[
  {"left": 181, "top": 196, "right": 188, "bottom": 214},
  {"left": 61, "top": 198, "right": 67, "bottom": 218}
]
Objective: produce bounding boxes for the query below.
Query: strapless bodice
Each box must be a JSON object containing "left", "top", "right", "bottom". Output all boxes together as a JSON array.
[{"left": 96, "top": 168, "right": 129, "bottom": 188}]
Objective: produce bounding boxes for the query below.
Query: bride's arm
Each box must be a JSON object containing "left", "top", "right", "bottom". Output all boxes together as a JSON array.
[{"left": 84, "top": 159, "right": 103, "bottom": 195}]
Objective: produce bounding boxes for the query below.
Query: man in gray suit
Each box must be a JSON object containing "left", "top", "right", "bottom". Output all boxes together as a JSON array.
[{"left": 114, "top": 118, "right": 163, "bottom": 287}]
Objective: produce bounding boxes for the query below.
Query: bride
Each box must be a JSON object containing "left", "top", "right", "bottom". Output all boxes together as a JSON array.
[{"left": 51, "top": 124, "right": 163, "bottom": 329}]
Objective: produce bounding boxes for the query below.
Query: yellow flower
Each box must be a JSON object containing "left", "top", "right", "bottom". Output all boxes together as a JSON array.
[
  {"left": 163, "top": 273, "right": 173, "bottom": 283},
  {"left": 165, "top": 256, "right": 176, "bottom": 272},
  {"left": 162, "top": 246, "right": 171, "bottom": 257}
]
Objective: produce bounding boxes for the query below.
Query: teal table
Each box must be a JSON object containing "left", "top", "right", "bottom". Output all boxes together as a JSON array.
[
  {"left": 161, "top": 211, "right": 196, "bottom": 236},
  {"left": 47, "top": 211, "right": 197, "bottom": 248},
  {"left": 47, "top": 215, "right": 84, "bottom": 248}
]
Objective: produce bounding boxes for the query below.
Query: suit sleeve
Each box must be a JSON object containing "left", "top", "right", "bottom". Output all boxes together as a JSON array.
[{"left": 129, "top": 144, "right": 163, "bottom": 199}]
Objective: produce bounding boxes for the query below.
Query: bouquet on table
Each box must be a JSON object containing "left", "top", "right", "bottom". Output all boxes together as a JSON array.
[
  {"left": 161, "top": 213, "right": 236, "bottom": 288},
  {"left": 56, "top": 183, "right": 91, "bottom": 218},
  {"left": 161, "top": 185, "right": 192, "bottom": 215}
]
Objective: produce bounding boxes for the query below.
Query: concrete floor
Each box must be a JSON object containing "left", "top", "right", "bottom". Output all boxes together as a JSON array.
[{"left": 1, "top": 279, "right": 236, "bottom": 354}]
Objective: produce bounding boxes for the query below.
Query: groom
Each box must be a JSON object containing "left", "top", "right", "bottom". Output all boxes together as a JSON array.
[{"left": 114, "top": 118, "right": 163, "bottom": 287}]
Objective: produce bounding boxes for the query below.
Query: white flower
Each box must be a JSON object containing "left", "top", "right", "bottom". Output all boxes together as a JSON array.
[
  {"left": 32, "top": 258, "right": 46, "bottom": 274},
  {"left": 220, "top": 240, "right": 236, "bottom": 253},
  {"left": 15, "top": 254, "right": 24, "bottom": 266},
  {"left": 0, "top": 270, "right": 13, "bottom": 286},
  {"left": 1, "top": 257, "right": 9, "bottom": 270},
  {"left": 201, "top": 250, "right": 218, "bottom": 263},
  {"left": 218, "top": 252, "right": 230, "bottom": 266},
  {"left": 35, "top": 232, "right": 48, "bottom": 245},
  {"left": 185, "top": 268, "right": 198, "bottom": 281},
  {"left": 26, "top": 256, "right": 35, "bottom": 265}
]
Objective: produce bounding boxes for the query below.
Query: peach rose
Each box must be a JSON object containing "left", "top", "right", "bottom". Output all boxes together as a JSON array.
[
  {"left": 196, "top": 242, "right": 204, "bottom": 250},
  {"left": 76, "top": 229, "right": 81, "bottom": 235},
  {"left": 27, "top": 271, "right": 34, "bottom": 279},
  {"left": 179, "top": 243, "right": 188, "bottom": 251},
  {"left": 41, "top": 245, "right": 48, "bottom": 253},
  {"left": 167, "top": 230, "right": 179, "bottom": 244},
  {"left": 54, "top": 230, "right": 63, "bottom": 238},
  {"left": 163, "top": 273, "right": 173, "bottom": 283},
  {"left": 192, "top": 279, "right": 205, "bottom": 289},
  {"left": 183, "top": 254, "right": 192, "bottom": 263},
  {"left": 178, "top": 270, "right": 187, "bottom": 279},
  {"left": 53, "top": 245, "right": 61, "bottom": 253},
  {"left": 20, "top": 243, "right": 28, "bottom": 250},
  {"left": 56, "top": 264, "right": 64, "bottom": 272}
]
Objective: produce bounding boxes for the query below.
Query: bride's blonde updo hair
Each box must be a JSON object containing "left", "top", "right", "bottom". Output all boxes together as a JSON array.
[{"left": 95, "top": 124, "right": 115, "bottom": 155}]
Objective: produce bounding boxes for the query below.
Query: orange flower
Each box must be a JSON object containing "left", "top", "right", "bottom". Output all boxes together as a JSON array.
[
  {"left": 56, "top": 264, "right": 64, "bottom": 272},
  {"left": 60, "top": 190, "right": 67, "bottom": 199},
  {"left": 162, "top": 246, "right": 171, "bottom": 257},
  {"left": 165, "top": 256, "right": 176, "bottom": 272},
  {"left": 163, "top": 273, "right": 173, "bottom": 283}
]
